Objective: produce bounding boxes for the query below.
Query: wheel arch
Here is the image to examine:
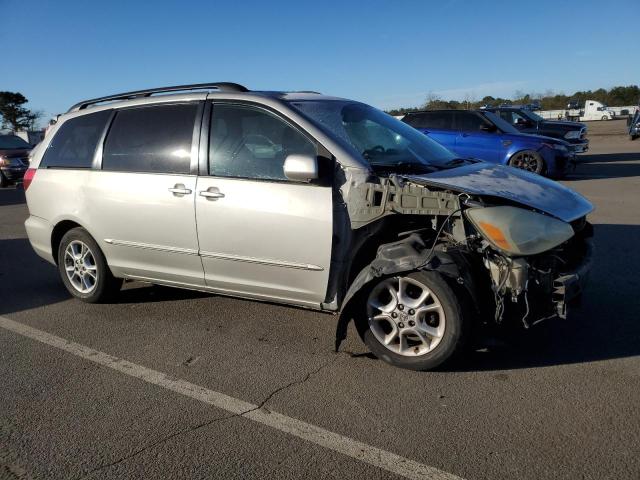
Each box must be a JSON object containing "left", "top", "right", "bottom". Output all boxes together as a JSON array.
[
  {"left": 334, "top": 233, "right": 481, "bottom": 352},
  {"left": 51, "top": 219, "right": 91, "bottom": 265}
]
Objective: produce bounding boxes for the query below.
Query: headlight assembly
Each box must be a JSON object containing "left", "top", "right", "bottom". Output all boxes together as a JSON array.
[
  {"left": 543, "top": 142, "right": 568, "bottom": 152},
  {"left": 564, "top": 130, "right": 581, "bottom": 139},
  {"left": 466, "top": 206, "right": 574, "bottom": 256}
]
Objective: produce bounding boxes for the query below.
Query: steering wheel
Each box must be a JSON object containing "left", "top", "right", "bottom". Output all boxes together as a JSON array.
[{"left": 362, "top": 145, "right": 386, "bottom": 158}]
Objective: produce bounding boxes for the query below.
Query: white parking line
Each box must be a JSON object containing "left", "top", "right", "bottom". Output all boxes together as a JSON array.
[{"left": 0, "top": 315, "right": 464, "bottom": 480}]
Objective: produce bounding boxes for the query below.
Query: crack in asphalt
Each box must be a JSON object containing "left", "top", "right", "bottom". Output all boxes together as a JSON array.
[{"left": 77, "top": 354, "right": 340, "bottom": 479}]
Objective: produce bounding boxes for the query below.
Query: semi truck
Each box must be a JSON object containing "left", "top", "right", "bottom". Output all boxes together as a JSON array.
[{"left": 565, "top": 100, "right": 615, "bottom": 121}]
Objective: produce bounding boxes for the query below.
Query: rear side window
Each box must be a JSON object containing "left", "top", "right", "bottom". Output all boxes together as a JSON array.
[
  {"left": 404, "top": 112, "right": 454, "bottom": 130},
  {"left": 455, "top": 112, "right": 488, "bottom": 131},
  {"left": 40, "top": 110, "right": 111, "bottom": 169},
  {"left": 209, "top": 104, "right": 316, "bottom": 181},
  {"left": 102, "top": 103, "right": 198, "bottom": 174},
  {"left": 498, "top": 111, "right": 514, "bottom": 124}
]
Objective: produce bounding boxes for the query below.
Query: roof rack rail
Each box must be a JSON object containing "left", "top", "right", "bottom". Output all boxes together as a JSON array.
[{"left": 67, "top": 82, "right": 249, "bottom": 112}]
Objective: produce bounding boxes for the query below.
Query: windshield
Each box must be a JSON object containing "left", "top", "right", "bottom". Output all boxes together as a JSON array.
[
  {"left": 481, "top": 111, "right": 520, "bottom": 134},
  {"left": 0, "top": 135, "right": 31, "bottom": 149},
  {"left": 289, "top": 101, "right": 457, "bottom": 170},
  {"left": 521, "top": 110, "right": 544, "bottom": 122}
]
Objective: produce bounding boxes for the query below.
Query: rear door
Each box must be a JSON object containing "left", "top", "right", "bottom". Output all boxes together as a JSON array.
[
  {"left": 194, "top": 102, "right": 333, "bottom": 307},
  {"left": 454, "top": 111, "right": 504, "bottom": 163},
  {"left": 85, "top": 102, "right": 205, "bottom": 286}
]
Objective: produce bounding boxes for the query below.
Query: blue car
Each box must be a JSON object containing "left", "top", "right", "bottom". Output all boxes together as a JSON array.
[{"left": 402, "top": 109, "right": 575, "bottom": 177}]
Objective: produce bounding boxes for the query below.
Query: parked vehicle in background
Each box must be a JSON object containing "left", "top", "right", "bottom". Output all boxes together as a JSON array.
[
  {"left": 483, "top": 106, "right": 589, "bottom": 153},
  {"left": 565, "top": 100, "right": 615, "bottom": 121},
  {"left": 628, "top": 109, "right": 640, "bottom": 140},
  {"left": 0, "top": 134, "right": 32, "bottom": 187},
  {"left": 23, "top": 82, "right": 594, "bottom": 371},
  {"left": 402, "top": 109, "right": 575, "bottom": 177}
]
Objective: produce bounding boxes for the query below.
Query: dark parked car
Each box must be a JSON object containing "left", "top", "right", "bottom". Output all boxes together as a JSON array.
[
  {"left": 483, "top": 106, "right": 589, "bottom": 153},
  {"left": 628, "top": 110, "right": 640, "bottom": 140},
  {"left": 0, "top": 135, "right": 32, "bottom": 187},
  {"left": 402, "top": 109, "right": 575, "bottom": 177}
]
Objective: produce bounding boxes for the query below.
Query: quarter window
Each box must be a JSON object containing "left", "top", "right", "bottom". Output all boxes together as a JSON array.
[
  {"left": 40, "top": 110, "right": 111, "bottom": 169},
  {"left": 209, "top": 104, "right": 316, "bottom": 181},
  {"left": 102, "top": 103, "right": 197, "bottom": 174}
]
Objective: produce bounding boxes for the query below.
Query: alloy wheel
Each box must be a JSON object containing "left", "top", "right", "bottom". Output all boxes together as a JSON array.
[
  {"left": 64, "top": 240, "right": 98, "bottom": 293},
  {"left": 366, "top": 276, "right": 446, "bottom": 356},
  {"left": 510, "top": 152, "right": 541, "bottom": 173}
]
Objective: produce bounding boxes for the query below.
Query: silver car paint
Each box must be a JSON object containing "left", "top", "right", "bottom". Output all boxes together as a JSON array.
[
  {"left": 25, "top": 91, "right": 348, "bottom": 308},
  {"left": 195, "top": 176, "right": 333, "bottom": 306}
]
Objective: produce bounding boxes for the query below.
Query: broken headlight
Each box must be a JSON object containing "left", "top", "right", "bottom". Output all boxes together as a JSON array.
[{"left": 466, "top": 206, "right": 574, "bottom": 256}]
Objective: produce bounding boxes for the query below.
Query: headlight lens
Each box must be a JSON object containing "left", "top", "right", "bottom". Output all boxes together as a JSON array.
[
  {"left": 564, "top": 130, "right": 580, "bottom": 139},
  {"left": 466, "top": 206, "right": 574, "bottom": 256},
  {"left": 542, "top": 142, "right": 568, "bottom": 152}
]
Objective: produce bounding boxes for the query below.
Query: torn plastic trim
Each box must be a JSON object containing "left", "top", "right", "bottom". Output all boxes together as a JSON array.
[{"left": 334, "top": 233, "right": 478, "bottom": 352}]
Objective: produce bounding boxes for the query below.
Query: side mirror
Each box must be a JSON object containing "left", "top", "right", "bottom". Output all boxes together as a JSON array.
[
  {"left": 283, "top": 154, "right": 318, "bottom": 182},
  {"left": 515, "top": 118, "right": 529, "bottom": 126},
  {"left": 480, "top": 123, "right": 497, "bottom": 133}
]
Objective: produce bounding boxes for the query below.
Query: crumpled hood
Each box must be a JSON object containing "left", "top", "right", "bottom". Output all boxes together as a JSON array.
[{"left": 406, "top": 162, "right": 593, "bottom": 223}]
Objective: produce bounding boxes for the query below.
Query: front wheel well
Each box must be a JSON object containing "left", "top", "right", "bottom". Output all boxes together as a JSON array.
[{"left": 51, "top": 220, "right": 83, "bottom": 264}]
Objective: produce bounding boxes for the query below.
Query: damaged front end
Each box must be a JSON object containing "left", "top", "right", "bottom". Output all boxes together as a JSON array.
[
  {"left": 480, "top": 221, "right": 594, "bottom": 327},
  {"left": 335, "top": 167, "right": 595, "bottom": 350}
]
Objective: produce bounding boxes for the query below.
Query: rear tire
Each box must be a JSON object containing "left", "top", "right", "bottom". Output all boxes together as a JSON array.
[
  {"left": 0, "top": 172, "right": 8, "bottom": 188},
  {"left": 355, "top": 271, "right": 467, "bottom": 371},
  {"left": 57, "top": 227, "right": 121, "bottom": 303},
  {"left": 508, "top": 150, "right": 545, "bottom": 175}
]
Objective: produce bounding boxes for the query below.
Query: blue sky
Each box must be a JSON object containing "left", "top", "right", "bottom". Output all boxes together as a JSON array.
[{"left": 2, "top": 0, "right": 638, "bottom": 121}]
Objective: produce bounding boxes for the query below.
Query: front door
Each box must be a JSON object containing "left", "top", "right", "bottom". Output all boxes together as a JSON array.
[
  {"left": 195, "top": 103, "right": 333, "bottom": 307},
  {"left": 454, "top": 111, "right": 504, "bottom": 163},
  {"left": 86, "top": 102, "right": 205, "bottom": 287}
]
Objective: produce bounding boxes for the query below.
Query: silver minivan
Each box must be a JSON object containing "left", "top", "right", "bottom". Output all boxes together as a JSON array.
[{"left": 24, "top": 83, "right": 595, "bottom": 370}]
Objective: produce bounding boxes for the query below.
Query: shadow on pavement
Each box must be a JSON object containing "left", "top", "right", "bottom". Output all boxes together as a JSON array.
[
  {"left": 453, "top": 223, "right": 640, "bottom": 371},
  {"left": 0, "top": 237, "right": 209, "bottom": 316},
  {"left": 566, "top": 152, "right": 640, "bottom": 180},
  {"left": 0, "top": 187, "right": 26, "bottom": 207}
]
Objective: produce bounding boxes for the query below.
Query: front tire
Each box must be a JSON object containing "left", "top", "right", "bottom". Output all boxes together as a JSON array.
[
  {"left": 57, "top": 227, "right": 121, "bottom": 303},
  {"left": 356, "top": 271, "right": 467, "bottom": 371},
  {"left": 0, "top": 172, "right": 8, "bottom": 188},
  {"left": 601, "top": 115, "right": 609, "bottom": 121},
  {"left": 508, "top": 150, "right": 545, "bottom": 175}
]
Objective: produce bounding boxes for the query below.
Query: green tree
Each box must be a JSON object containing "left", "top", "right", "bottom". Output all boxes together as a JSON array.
[{"left": 0, "top": 91, "right": 40, "bottom": 132}]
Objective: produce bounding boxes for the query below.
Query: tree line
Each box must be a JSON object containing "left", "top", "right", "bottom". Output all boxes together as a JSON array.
[{"left": 387, "top": 84, "right": 640, "bottom": 116}]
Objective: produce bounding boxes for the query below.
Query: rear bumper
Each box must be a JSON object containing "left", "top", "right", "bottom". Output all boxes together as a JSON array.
[{"left": 25, "top": 215, "right": 55, "bottom": 265}]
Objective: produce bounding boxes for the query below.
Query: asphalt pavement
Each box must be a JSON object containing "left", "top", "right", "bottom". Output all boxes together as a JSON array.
[{"left": 1, "top": 120, "right": 639, "bottom": 480}]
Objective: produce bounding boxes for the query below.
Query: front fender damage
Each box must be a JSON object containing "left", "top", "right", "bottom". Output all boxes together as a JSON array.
[{"left": 334, "top": 233, "right": 478, "bottom": 352}]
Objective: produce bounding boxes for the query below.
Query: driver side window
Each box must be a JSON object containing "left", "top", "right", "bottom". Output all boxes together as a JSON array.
[{"left": 209, "top": 104, "right": 316, "bottom": 181}]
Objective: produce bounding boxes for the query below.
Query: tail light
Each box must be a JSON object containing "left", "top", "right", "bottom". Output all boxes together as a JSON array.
[{"left": 23, "top": 168, "right": 36, "bottom": 191}]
